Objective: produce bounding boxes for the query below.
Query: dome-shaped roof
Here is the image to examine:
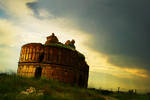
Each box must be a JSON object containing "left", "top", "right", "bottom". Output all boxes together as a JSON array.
[
  {"left": 22, "top": 43, "right": 43, "bottom": 48},
  {"left": 45, "top": 33, "right": 59, "bottom": 44}
]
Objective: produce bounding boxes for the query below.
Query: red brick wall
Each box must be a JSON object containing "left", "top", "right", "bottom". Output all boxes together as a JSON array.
[{"left": 18, "top": 43, "right": 89, "bottom": 88}]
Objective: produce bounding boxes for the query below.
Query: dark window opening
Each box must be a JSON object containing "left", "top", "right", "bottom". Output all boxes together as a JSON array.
[
  {"left": 39, "top": 53, "right": 44, "bottom": 62},
  {"left": 35, "top": 67, "right": 42, "bottom": 78},
  {"left": 78, "top": 75, "right": 83, "bottom": 87}
]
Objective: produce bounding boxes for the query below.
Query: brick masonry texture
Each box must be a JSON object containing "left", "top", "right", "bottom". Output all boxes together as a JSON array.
[{"left": 17, "top": 33, "right": 89, "bottom": 88}]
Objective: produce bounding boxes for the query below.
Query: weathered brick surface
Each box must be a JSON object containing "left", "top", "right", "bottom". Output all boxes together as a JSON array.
[{"left": 18, "top": 34, "right": 89, "bottom": 88}]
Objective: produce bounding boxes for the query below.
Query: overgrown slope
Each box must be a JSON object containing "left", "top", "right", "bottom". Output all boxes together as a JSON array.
[
  {"left": 0, "top": 73, "right": 149, "bottom": 100},
  {"left": 0, "top": 73, "right": 105, "bottom": 100}
]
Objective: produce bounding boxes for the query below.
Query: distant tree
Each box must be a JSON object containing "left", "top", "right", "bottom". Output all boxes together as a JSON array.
[
  {"left": 118, "top": 87, "right": 120, "bottom": 93},
  {"left": 128, "top": 89, "right": 134, "bottom": 94},
  {"left": 134, "top": 89, "right": 137, "bottom": 94},
  {"left": 147, "top": 92, "right": 150, "bottom": 95}
]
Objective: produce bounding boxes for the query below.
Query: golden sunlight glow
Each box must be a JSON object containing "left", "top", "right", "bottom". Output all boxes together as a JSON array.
[
  {"left": 0, "top": 0, "right": 148, "bottom": 79},
  {"left": 0, "top": 0, "right": 36, "bottom": 17},
  {"left": 0, "top": 0, "right": 150, "bottom": 92}
]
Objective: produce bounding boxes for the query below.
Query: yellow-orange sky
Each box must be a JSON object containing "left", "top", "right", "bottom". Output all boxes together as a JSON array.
[{"left": 0, "top": 0, "right": 150, "bottom": 93}]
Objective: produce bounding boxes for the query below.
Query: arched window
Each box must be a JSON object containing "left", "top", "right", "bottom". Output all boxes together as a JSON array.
[
  {"left": 35, "top": 67, "right": 42, "bottom": 78},
  {"left": 39, "top": 52, "right": 44, "bottom": 62},
  {"left": 78, "top": 74, "right": 83, "bottom": 87}
]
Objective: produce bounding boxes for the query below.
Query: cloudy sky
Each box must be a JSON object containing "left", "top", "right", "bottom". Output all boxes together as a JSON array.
[{"left": 0, "top": 0, "right": 150, "bottom": 93}]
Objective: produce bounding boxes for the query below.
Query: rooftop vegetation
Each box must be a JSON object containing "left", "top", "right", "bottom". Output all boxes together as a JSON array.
[{"left": 44, "top": 43, "right": 85, "bottom": 59}]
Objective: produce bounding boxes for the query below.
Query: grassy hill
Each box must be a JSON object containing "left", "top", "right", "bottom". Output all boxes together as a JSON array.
[{"left": 0, "top": 73, "right": 149, "bottom": 100}]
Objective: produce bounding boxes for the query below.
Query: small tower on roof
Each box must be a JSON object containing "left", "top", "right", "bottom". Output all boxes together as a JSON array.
[
  {"left": 45, "top": 33, "right": 59, "bottom": 44},
  {"left": 17, "top": 32, "right": 89, "bottom": 88},
  {"left": 65, "top": 39, "right": 76, "bottom": 49}
]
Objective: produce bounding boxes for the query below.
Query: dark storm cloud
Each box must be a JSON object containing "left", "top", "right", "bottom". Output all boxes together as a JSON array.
[{"left": 27, "top": 0, "right": 150, "bottom": 69}]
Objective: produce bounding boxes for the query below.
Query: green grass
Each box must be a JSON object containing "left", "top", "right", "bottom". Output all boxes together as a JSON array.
[
  {"left": 0, "top": 73, "right": 104, "bottom": 100},
  {"left": 44, "top": 43, "right": 85, "bottom": 59},
  {"left": 44, "top": 43, "right": 75, "bottom": 51},
  {"left": 110, "top": 93, "right": 150, "bottom": 100},
  {"left": 0, "top": 73, "right": 149, "bottom": 100}
]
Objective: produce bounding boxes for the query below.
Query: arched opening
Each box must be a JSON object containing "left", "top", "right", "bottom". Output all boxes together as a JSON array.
[
  {"left": 39, "top": 53, "right": 44, "bottom": 62},
  {"left": 78, "top": 74, "right": 83, "bottom": 87},
  {"left": 35, "top": 67, "right": 42, "bottom": 78}
]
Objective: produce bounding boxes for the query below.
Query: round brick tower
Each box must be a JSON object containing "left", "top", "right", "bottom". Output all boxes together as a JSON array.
[{"left": 17, "top": 33, "right": 89, "bottom": 88}]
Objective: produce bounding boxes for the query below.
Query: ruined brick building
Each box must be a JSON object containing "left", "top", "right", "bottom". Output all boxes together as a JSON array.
[{"left": 17, "top": 33, "right": 89, "bottom": 88}]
